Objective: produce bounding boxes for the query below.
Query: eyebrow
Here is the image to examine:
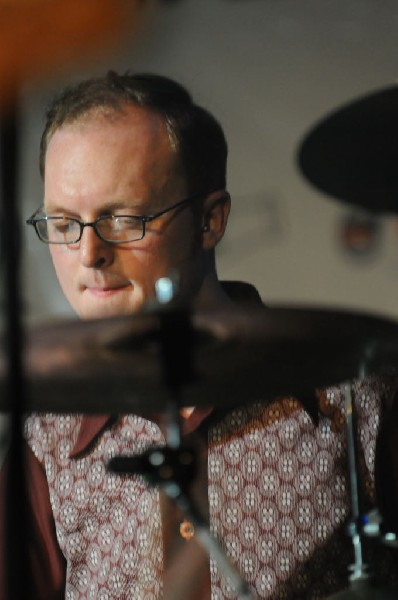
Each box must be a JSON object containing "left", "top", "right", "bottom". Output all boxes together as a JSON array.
[{"left": 44, "top": 200, "right": 146, "bottom": 216}]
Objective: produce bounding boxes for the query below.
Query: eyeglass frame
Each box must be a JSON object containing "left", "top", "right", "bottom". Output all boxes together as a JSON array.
[{"left": 26, "top": 191, "right": 209, "bottom": 245}]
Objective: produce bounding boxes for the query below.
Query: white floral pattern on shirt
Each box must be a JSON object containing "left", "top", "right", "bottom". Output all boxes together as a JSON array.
[{"left": 25, "top": 377, "right": 398, "bottom": 599}]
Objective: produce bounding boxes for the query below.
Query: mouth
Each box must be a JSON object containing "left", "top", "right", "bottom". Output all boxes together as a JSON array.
[{"left": 85, "top": 284, "right": 131, "bottom": 297}]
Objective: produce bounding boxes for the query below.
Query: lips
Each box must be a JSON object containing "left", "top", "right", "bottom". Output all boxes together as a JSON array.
[
  {"left": 80, "top": 280, "right": 131, "bottom": 296},
  {"left": 91, "top": 285, "right": 128, "bottom": 292},
  {"left": 82, "top": 281, "right": 131, "bottom": 295}
]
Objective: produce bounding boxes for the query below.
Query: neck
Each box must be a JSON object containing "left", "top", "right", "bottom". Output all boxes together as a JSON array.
[{"left": 192, "top": 270, "right": 234, "bottom": 311}]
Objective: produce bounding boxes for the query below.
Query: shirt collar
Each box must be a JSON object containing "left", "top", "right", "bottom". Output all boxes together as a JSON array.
[
  {"left": 69, "top": 407, "right": 214, "bottom": 459},
  {"left": 70, "top": 414, "right": 115, "bottom": 458}
]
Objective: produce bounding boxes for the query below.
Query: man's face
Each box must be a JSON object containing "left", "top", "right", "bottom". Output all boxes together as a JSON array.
[{"left": 44, "top": 106, "right": 204, "bottom": 319}]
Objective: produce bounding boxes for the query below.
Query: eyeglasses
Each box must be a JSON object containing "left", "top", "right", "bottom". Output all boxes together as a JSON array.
[{"left": 26, "top": 193, "right": 204, "bottom": 245}]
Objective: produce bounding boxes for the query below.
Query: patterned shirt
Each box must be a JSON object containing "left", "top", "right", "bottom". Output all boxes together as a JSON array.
[{"left": 21, "top": 375, "right": 398, "bottom": 599}]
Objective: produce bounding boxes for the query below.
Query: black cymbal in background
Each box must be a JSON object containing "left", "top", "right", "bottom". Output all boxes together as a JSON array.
[{"left": 297, "top": 86, "right": 398, "bottom": 215}]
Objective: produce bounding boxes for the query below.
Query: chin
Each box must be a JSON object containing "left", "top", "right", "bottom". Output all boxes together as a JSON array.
[
  {"left": 82, "top": 305, "right": 142, "bottom": 320},
  {"left": 75, "top": 298, "right": 145, "bottom": 320},
  {"left": 71, "top": 288, "right": 146, "bottom": 320}
]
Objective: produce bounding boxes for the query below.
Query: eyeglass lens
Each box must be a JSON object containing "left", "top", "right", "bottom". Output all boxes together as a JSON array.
[{"left": 37, "top": 216, "right": 144, "bottom": 243}]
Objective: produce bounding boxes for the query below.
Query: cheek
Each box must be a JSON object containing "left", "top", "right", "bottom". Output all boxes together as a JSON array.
[
  {"left": 116, "top": 238, "right": 188, "bottom": 301},
  {"left": 127, "top": 232, "right": 189, "bottom": 265},
  {"left": 49, "top": 247, "right": 77, "bottom": 284},
  {"left": 50, "top": 245, "right": 69, "bottom": 265},
  {"left": 118, "top": 244, "right": 166, "bottom": 284}
]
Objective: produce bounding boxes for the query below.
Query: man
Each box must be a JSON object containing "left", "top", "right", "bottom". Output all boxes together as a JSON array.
[
  {"left": 36, "top": 72, "right": 233, "bottom": 318},
  {"left": 1, "top": 71, "right": 398, "bottom": 599}
]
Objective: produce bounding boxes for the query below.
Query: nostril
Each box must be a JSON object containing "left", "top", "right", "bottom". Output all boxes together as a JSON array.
[{"left": 95, "top": 257, "right": 106, "bottom": 268}]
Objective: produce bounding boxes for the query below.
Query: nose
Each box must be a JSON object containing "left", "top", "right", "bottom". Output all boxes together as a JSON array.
[{"left": 78, "top": 225, "right": 114, "bottom": 269}]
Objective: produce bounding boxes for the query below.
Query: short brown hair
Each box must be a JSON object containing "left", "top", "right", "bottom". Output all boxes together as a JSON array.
[{"left": 40, "top": 71, "right": 228, "bottom": 195}]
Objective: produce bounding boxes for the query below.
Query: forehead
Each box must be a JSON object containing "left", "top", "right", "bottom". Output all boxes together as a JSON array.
[
  {"left": 44, "top": 106, "right": 185, "bottom": 210},
  {"left": 46, "top": 105, "right": 174, "bottom": 161}
]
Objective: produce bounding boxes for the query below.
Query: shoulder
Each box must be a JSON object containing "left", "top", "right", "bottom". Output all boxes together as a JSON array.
[
  {"left": 24, "top": 414, "right": 83, "bottom": 463},
  {"left": 221, "top": 280, "right": 264, "bottom": 307},
  {"left": 318, "top": 374, "right": 397, "bottom": 414}
]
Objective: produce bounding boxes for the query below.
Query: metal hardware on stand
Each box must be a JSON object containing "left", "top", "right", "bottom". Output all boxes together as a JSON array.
[{"left": 343, "top": 382, "right": 370, "bottom": 583}]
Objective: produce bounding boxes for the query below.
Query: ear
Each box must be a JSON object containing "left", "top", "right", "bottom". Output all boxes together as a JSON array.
[{"left": 201, "top": 190, "right": 231, "bottom": 250}]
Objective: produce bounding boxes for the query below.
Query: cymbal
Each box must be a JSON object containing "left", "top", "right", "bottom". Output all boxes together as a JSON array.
[
  {"left": 1, "top": 306, "right": 398, "bottom": 413},
  {"left": 297, "top": 86, "right": 398, "bottom": 215}
]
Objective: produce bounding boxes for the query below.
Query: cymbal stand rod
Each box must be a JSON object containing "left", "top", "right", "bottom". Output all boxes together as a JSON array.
[
  {"left": 156, "top": 304, "right": 255, "bottom": 597},
  {"left": 195, "top": 528, "right": 255, "bottom": 599},
  {"left": 110, "top": 295, "right": 256, "bottom": 598},
  {"left": 109, "top": 446, "right": 257, "bottom": 600},
  {"left": 165, "top": 396, "right": 181, "bottom": 449},
  {"left": 343, "top": 381, "right": 369, "bottom": 582},
  {"left": 159, "top": 406, "right": 256, "bottom": 597},
  {"left": 171, "top": 488, "right": 256, "bottom": 600}
]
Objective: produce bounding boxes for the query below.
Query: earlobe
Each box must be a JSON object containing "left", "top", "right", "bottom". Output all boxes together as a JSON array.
[{"left": 201, "top": 190, "right": 231, "bottom": 250}]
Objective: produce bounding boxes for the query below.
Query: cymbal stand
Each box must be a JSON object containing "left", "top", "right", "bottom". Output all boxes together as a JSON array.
[
  {"left": 109, "top": 282, "right": 256, "bottom": 600},
  {"left": 342, "top": 380, "right": 370, "bottom": 583},
  {"left": 328, "top": 370, "right": 398, "bottom": 599}
]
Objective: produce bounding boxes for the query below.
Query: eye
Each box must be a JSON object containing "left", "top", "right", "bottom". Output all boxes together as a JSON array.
[
  {"left": 95, "top": 215, "right": 144, "bottom": 242},
  {"left": 46, "top": 217, "right": 79, "bottom": 241},
  {"left": 51, "top": 218, "right": 75, "bottom": 232},
  {"left": 112, "top": 216, "right": 142, "bottom": 231}
]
